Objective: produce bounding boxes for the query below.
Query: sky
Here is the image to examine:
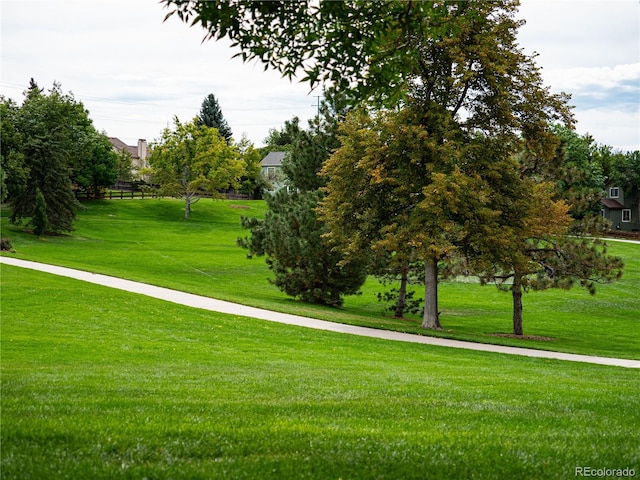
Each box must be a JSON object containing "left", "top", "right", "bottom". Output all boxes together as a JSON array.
[{"left": 1, "top": 0, "right": 639, "bottom": 150}]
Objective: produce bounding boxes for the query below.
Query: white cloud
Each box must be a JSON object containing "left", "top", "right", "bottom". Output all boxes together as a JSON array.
[
  {"left": 576, "top": 108, "right": 640, "bottom": 151},
  {"left": 1, "top": 0, "right": 639, "bottom": 149},
  {"left": 544, "top": 64, "right": 640, "bottom": 91}
]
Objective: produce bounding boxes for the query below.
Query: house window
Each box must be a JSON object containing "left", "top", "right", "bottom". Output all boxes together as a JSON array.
[
  {"left": 266, "top": 167, "right": 276, "bottom": 176},
  {"left": 609, "top": 187, "right": 620, "bottom": 198},
  {"left": 622, "top": 209, "right": 631, "bottom": 222}
]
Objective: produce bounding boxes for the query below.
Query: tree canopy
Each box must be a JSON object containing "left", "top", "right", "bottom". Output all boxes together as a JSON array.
[
  {"left": 197, "top": 93, "right": 233, "bottom": 143},
  {"left": 2, "top": 80, "right": 117, "bottom": 234},
  {"left": 164, "top": 0, "right": 625, "bottom": 334},
  {"left": 238, "top": 102, "right": 368, "bottom": 307},
  {"left": 148, "top": 117, "right": 244, "bottom": 219}
]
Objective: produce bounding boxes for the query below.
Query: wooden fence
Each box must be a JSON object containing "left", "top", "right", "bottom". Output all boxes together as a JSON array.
[
  {"left": 75, "top": 190, "right": 158, "bottom": 200},
  {"left": 76, "top": 190, "right": 252, "bottom": 201}
]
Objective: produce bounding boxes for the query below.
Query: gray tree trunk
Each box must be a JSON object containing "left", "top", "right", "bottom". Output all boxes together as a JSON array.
[
  {"left": 394, "top": 263, "right": 409, "bottom": 318},
  {"left": 421, "top": 258, "right": 442, "bottom": 329},
  {"left": 184, "top": 196, "right": 191, "bottom": 219},
  {"left": 511, "top": 273, "right": 524, "bottom": 336}
]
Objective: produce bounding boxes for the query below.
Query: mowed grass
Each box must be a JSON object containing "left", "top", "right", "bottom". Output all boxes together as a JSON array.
[
  {"left": 1, "top": 265, "right": 639, "bottom": 479},
  {"left": 1, "top": 198, "right": 639, "bottom": 359}
]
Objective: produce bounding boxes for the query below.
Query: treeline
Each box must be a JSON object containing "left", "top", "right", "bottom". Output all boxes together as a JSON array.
[
  {"left": 0, "top": 83, "right": 268, "bottom": 230},
  {"left": 1, "top": 80, "right": 120, "bottom": 234},
  {"left": 237, "top": 95, "right": 637, "bottom": 336},
  {"left": 158, "top": 0, "right": 638, "bottom": 336}
]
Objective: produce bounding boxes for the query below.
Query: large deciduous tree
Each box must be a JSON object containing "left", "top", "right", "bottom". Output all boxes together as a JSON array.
[
  {"left": 71, "top": 130, "right": 119, "bottom": 198},
  {"left": 148, "top": 117, "right": 244, "bottom": 219},
  {"left": 165, "top": 1, "right": 621, "bottom": 334},
  {"left": 197, "top": 94, "right": 233, "bottom": 144},
  {"left": 162, "top": 1, "right": 471, "bottom": 105},
  {"left": 315, "top": 0, "right": 572, "bottom": 329}
]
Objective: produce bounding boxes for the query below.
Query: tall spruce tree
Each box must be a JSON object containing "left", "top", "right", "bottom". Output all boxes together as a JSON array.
[{"left": 197, "top": 94, "right": 233, "bottom": 144}]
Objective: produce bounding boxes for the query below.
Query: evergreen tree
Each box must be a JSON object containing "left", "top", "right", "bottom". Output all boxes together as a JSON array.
[
  {"left": 197, "top": 94, "right": 233, "bottom": 143},
  {"left": 0, "top": 97, "right": 27, "bottom": 203},
  {"left": 5, "top": 80, "right": 118, "bottom": 232},
  {"left": 238, "top": 101, "right": 368, "bottom": 307},
  {"left": 32, "top": 188, "right": 48, "bottom": 236},
  {"left": 10, "top": 81, "right": 80, "bottom": 233}
]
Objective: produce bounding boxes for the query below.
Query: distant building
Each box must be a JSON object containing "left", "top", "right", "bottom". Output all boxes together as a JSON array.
[
  {"left": 601, "top": 183, "right": 639, "bottom": 232},
  {"left": 260, "top": 151, "right": 292, "bottom": 193},
  {"left": 108, "top": 137, "right": 149, "bottom": 171}
]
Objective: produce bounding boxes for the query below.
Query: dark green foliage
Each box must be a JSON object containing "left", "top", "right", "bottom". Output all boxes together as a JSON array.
[
  {"left": 240, "top": 189, "right": 367, "bottom": 306},
  {"left": 282, "top": 93, "right": 345, "bottom": 192},
  {"left": 263, "top": 116, "right": 301, "bottom": 150},
  {"left": 71, "top": 131, "right": 119, "bottom": 198},
  {"left": 9, "top": 82, "right": 81, "bottom": 233},
  {"left": 0, "top": 97, "right": 28, "bottom": 202},
  {"left": 4, "top": 80, "right": 118, "bottom": 233},
  {"left": 161, "top": 1, "right": 458, "bottom": 105},
  {"left": 32, "top": 188, "right": 48, "bottom": 236},
  {"left": 197, "top": 94, "right": 233, "bottom": 143},
  {"left": 609, "top": 150, "right": 640, "bottom": 193},
  {"left": 549, "top": 125, "right": 605, "bottom": 221},
  {"left": 238, "top": 99, "right": 367, "bottom": 306}
]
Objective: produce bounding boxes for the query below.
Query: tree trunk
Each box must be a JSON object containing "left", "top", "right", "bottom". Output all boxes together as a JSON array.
[
  {"left": 421, "top": 257, "right": 442, "bottom": 329},
  {"left": 394, "top": 263, "right": 409, "bottom": 318},
  {"left": 184, "top": 196, "right": 191, "bottom": 219},
  {"left": 511, "top": 273, "right": 524, "bottom": 336}
]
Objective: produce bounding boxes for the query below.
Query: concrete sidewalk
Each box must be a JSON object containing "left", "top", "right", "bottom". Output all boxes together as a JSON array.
[{"left": 2, "top": 256, "right": 639, "bottom": 369}]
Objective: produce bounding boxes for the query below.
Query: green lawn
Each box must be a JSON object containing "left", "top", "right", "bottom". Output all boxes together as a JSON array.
[
  {"left": 1, "top": 265, "right": 639, "bottom": 479},
  {"left": 1, "top": 198, "right": 639, "bottom": 359}
]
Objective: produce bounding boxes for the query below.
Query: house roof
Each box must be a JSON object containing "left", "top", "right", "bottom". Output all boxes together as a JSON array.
[
  {"left": 108, "top": 137, "right": 139, "bottom": 158},
  {"left": 602, "top": 198, "right": 624, "bottom": 209},
  {"left": 261, "top": 151, "right": 286, "bottom": 167}
]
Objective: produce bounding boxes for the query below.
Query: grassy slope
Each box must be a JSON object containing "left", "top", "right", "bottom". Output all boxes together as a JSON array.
[
  {"left": 1, "top": 198, "right": 639, "bottom": 359},
  {"left": 1, "top": 265, "right": 639, "bottom": 479}
]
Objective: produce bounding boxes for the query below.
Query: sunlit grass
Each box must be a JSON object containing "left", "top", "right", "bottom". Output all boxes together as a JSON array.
[
  {"left": 1, "top": 198, "right": 638, "bottom": 359},
  {"left": 2, "top": 266, "right": 638, "bottom": 479}
]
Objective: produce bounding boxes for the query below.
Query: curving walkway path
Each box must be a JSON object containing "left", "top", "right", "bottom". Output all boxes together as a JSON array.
[{"left": 2, "top": 256, "right": 639, "bottom": 369}]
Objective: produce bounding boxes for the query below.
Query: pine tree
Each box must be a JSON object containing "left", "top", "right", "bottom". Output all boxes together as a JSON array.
[
  {"left": 238, "top": 100, "right": 368, "bottom": 307},
  {"left": 32, "top": 188, "right": 48, "bottom": 236},
  {"left": 10, "top": 81, "right": 80, "bottom": 233},
  {"left": 197, "top": 94, "right": 233, "bottom": 144}
]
